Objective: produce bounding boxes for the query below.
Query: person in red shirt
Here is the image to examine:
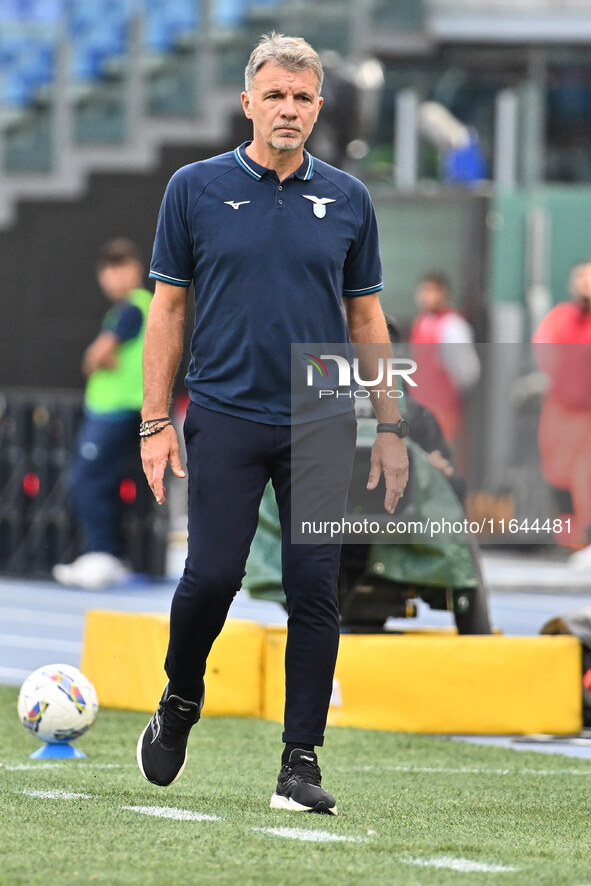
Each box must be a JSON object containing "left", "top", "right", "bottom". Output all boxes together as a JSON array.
[
  {"left": 532, "top": 261, "right": 591, "bottom": 569},
  {"left": 409, "top": 272, "right": 480, "bottom": 448}
]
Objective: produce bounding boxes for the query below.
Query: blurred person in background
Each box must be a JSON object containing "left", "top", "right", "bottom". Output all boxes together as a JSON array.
[
  {"left": 53, "top": 239, "right": 152, "bottom": 589},
  {"left": 532, "top": 261, "right": 591, "bottom": 569},
  {"left": 408, "top": 271, "right": 480, "bottom": 449}
]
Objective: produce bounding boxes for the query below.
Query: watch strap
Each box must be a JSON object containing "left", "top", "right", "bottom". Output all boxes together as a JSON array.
[{"left": 376, "top": 421, "right": 408, "bottom": 437}]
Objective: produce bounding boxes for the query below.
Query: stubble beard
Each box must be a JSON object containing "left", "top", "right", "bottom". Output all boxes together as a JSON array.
[{"left": 271, "top": 128, "right": 304, "bottom": 151}]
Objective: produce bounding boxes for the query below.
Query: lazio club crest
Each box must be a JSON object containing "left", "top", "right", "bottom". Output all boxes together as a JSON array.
[{"left": 302, "top": 195, "right": 336, "bottom": 218}]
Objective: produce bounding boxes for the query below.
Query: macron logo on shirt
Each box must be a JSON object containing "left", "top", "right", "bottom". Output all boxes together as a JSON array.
[{"left": 224, "top": 200, "right": 251, "bottom": 210}]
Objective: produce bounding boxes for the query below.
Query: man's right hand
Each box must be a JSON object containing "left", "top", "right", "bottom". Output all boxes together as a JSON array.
[{"left": 140, "top": 424, "right": 186, "bottom": 505}]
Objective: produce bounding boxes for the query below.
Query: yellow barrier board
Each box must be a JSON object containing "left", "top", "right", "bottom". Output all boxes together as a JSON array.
[
  {"left": 263, "top": 627, "right": 582, "bottom": 735},
  {"left": 81, "top": 611, "right": 265, "bottom": 716},
  {"left": 82, "top": 612, "right": 582, "bottom": 734}
]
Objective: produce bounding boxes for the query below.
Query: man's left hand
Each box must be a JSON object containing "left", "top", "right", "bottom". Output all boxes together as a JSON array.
[{"left": 366, "top": 434, "right": 409, "bottom": 514}]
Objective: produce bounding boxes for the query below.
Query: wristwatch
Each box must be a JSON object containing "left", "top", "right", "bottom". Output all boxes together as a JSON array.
[{"left": 376, "top": 419, "right": 409, "bottom": 438}]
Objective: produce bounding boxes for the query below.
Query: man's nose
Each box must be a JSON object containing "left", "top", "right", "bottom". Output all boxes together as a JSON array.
[{"left": 279, "top": 95, "right": 297, "bottom": 117}]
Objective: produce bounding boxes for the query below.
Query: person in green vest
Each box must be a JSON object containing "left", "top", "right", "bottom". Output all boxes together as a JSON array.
[{"left": 53, "top": 239, "right": 152, "bottom": 589}]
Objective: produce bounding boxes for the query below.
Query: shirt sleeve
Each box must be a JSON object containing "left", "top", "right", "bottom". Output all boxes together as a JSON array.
[
  {"left": 149, "top": 168, "right": 194, "bottom": 287},
  {"left": 342, "top": 185, "right": 383, "bottom": 298},
  {"left": 107, "top": 302, "right": 143, "bottom": 342}
]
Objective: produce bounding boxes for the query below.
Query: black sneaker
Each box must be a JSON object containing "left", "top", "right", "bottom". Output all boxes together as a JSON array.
[
  {"left": 270, "top": 748, "right": 337, "bottom": 815},
  {"left": 136, "top": 683, "right": 203, "bottom": 786}
]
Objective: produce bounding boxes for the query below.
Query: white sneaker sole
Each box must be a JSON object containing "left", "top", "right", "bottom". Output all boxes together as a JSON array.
[
  {"left": 270, "top": 792, "right": 337, "bottom": 815},
  {"left": 136, "top": 723, "right": 187, "bottom": 787}
]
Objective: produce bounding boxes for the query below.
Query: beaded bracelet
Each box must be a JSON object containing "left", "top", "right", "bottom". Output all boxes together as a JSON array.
[{"left": 139, "top": 417, "right": 172, "bottom": 438}]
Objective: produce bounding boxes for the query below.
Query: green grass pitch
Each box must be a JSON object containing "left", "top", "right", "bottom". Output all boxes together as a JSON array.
[{"left": 1, "top": 684, "right": 591, "bottom": 885}]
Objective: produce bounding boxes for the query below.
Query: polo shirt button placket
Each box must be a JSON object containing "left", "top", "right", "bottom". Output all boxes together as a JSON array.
[{"left": 276, "top": 184, "right": 285, "bottom": 210}]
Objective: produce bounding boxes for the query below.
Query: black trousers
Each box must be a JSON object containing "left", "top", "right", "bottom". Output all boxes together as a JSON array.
[{"left": 165, "top": 401, "right": 356, "bottom": 746}]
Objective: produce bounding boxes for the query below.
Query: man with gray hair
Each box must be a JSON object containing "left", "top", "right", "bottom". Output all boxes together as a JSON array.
[{"left": 137, "top": 33, "right": 408, "bottom": 814}]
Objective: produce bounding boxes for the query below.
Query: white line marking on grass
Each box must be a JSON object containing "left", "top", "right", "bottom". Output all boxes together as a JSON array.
[
  {"left": 354, "top": 764, "right": 591, "bottom": 777},
  {"left": 122, "top": 806, "right": 221, "bottom": 821},
  {"left": 403, "top": 856, "right": 518, "bottom": 874},
  {"left": 4, "top": 763, "right": 130, "bottom": 771},
  {"left": 20, "top": 789, "right": 93, "bottom": 800},
  {"left": 254, "top": 827, "right": 367, "bottom": 843}
]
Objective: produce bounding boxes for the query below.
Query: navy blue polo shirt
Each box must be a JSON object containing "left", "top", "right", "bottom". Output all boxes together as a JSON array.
[{"left": 150, "top": 142, "right": 383, "bottom": 424}]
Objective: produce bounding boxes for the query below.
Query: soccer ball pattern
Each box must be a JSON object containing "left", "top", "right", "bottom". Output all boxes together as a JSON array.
[{"left": 18, "top": 664, "right": 99, "bottom": 744}]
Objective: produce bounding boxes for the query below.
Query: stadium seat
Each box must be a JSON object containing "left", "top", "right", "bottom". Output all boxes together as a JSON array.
[
  {"left": 143, "top": 0, "right": 200, "bottom": 52},
  {"left": 0, "top": 30, "right": 56, "bottom": 107},
  {"left": 213, "top": 0, "right": 249, "bottom": 27},
  {"left": 0, "top": 0, "right": 52, "bottom": 22},
  {"left": 15, "top": 0, "right": 62, "bottom": 23},
  {"left": 67, "top": 0, "right": 131, "bottom": 82}
]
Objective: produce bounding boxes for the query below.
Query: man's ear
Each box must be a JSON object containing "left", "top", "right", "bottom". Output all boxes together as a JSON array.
[
  {"left": 241, "top": 91, "right": 252, "bottom": 119},
  {"left": 314, "top": 95, "right": 323, "bottom": 122}
]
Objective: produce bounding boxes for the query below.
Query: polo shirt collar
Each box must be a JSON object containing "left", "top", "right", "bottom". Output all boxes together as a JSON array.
[{"left": 234, "top": 142, "right": 314, "bottom": 181}]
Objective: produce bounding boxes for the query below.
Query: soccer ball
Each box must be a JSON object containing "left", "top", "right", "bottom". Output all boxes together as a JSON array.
[{"left": 18, "top": 664, "right": 99, "bottom": 744}]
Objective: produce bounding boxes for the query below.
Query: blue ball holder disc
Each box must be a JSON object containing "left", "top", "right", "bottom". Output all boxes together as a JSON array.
[{"left": 29, "top": 743, "right": 86, "bottom": 759}]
